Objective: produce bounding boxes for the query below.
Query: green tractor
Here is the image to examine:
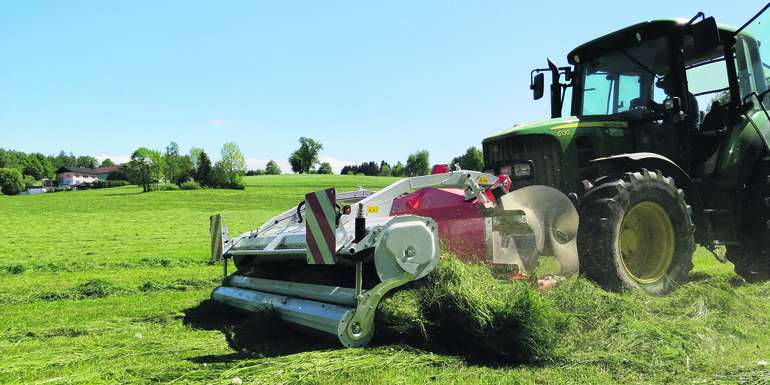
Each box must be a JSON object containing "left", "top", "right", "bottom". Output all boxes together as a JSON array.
[{"left": 481, "top": 4, "right": 770, "bottom": 294}]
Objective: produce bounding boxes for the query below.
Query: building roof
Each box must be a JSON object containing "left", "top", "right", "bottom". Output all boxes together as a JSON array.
[
  {"left": 94, "top": 165, "right": 121, "bottom": 174},
  {"left": 55, "top": 164, "right": 123, "bottom": 175}
]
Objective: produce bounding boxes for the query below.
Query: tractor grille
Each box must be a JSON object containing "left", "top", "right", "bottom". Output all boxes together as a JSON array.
[{"left": 483, "top": 135, "right": 562, "bottom": 189}]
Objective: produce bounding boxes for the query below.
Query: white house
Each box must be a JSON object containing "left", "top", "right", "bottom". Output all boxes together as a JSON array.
[{"left": 55, "top": 165, "right": 121, "bottom": 186}]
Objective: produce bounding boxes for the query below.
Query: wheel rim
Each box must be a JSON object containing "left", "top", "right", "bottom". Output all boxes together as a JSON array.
[{"left": 619, "top": 201, "right": 675, "bottom": 284}]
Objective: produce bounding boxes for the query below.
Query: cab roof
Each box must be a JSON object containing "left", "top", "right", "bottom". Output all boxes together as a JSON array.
[{"left": 567, "top": 19, "right": 739, "bottom": 65}]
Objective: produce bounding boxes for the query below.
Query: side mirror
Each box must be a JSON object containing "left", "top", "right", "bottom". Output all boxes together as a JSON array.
[
  {"left": 531, "top": 73, "right": 544, "bottom": 100},
  {"left": 692, "top": 16, "right": 721, "bottom": 54}
]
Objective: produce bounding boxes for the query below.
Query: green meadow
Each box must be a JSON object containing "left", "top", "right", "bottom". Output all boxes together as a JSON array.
[{"left": 1, "top": 174, "right": 769, "bottom": 384}]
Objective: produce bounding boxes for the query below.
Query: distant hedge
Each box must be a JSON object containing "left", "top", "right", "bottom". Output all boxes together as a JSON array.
[
  {"left": 78, "top": 180, "right": 131, "bottom": 190},
  {"left": 179, "top": 181, "right": 201, "bottom": 190},
  {"left": 0, "top": 168, "right": 25, "bottom": 195}
]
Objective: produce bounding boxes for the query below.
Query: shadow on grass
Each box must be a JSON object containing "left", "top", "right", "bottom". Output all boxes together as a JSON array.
[
  {"left": 182, "top": 299, "right": 336, "bottom": 363},
  {"left": 181, "top": 299, "right": 534, "bottom": 369}
]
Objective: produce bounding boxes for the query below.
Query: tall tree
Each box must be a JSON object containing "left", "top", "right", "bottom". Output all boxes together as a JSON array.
[
  {"left": 450, "top": 146, "right": 485, "bottom": 171},
  {"left": 53, "top": 151, "right": 77, "bottom": 169},
  {"left": 196, "top": 151, "right": 212, "bottom": 187},
  {"left": 219, "top": 142, "right": 246, "bottom": 183},
  {"left": 21, "top": 155, "right": 45, "bottom": 179},
  {"left": 163, "top": 142, "right": 182, "bottom": 184},
  {"left": 391, "top": 161, "right": 405, "bottom": 177},
  {"left": 76, "top": 155, "right": 98, "bottom": 169},
  {"left": 32, "top": 153, "right": 54, "bottom": 179},
  {"left": 99, "top": 158, "right": 115, "bottom": 167},
  {"left": 379, "top": 160, "right": 392, "bottom": 176},
  {"left": 189, "top": 147, "right": 204, "bottom": 170},
  {"left": 148, "top": 150, "right": 165, "bottom": 183},
  {"left": 125, "top": 148, "right": 164, "bottom": 191},
  {"left": 177, "top": 155, "right": 195, "bottom": 183},
  {"left": 265, "top": 160, "right": 282, "bottom": 175},
  {"left": 289, "top": 137, "right": 323, "bottom": 174},
  {"left": 127, "top": 148, "right": 154, "bottom": 192},
  {"left": 405, "top": 150, "right": 430, "bottom": 176}
]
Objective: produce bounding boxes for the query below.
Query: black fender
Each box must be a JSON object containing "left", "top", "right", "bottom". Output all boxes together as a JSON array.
[{"left": 583, "top": 152, "right": 708, "bottom": 244}]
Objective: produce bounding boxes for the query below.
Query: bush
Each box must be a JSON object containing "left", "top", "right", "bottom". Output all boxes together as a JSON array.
[
  {"left": 109, "top": 180, "right": 130, "bottom": 187},
  {"left": 107, "top": 167, "right": 129, "bottom": 181},
  {"left": 179, "top": 181, "right": 201, "bottom": 190},
  {"left": 221, "top": 176, "right": 246, "bottom": 190},
  {"left": 91, "top": 180, "right": 130, "bottom": 189},
  {"left": 210, "top": 165, "right": 246, "bottom": 190},
  {"left": 149, "top": 183, "right": 179, "bottom": 191},
  {"left": 0, "top": 168, "right": 25, "bottom": 195},
  {"left": 23, "top": 175, "right": 39, "bottom": 189}
]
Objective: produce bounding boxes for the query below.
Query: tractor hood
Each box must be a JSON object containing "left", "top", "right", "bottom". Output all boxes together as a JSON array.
[{"left": 482, "top": 116, "right": 628, "bottom": 143}]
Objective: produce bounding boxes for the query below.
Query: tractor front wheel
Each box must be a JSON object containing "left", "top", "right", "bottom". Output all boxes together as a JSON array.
[{"left": 577, "top": 170, "right": 695, "bottom": 295}]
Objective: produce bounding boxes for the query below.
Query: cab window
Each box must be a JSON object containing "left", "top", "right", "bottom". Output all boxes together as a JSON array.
[{"left": 579, "top": 37, "right": 670, "bottom": 116}]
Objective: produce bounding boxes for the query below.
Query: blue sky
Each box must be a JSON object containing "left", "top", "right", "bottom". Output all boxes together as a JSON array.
[{"left": 0, "top": 1, "right": 756, "bottom": 172}]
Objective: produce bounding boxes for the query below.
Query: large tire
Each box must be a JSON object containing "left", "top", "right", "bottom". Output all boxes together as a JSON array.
[
  {"left": 577, "top": 169, "right": 695, "bottom": 295},
  {"left": 727, "top": 157, "right": 770, "bottom": 282}
]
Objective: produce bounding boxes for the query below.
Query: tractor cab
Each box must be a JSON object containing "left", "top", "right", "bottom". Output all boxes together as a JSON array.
[
  {"left": 568, "top": 17, "right": 767, "bottom": 174},
  {"left": 521, "top": 10, "right": 770, "bottom": 178}
]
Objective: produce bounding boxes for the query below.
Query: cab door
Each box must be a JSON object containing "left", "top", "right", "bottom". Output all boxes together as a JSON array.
[{"left": 715, "top": 3, "right": 770, "bottom": 183}]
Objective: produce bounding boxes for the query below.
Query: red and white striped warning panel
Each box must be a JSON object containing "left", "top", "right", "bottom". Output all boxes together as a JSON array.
[{"left": 305, "top": 188, "right": 337, "bottom": 264}]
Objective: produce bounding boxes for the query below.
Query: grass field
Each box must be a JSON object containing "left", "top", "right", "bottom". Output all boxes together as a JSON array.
[{"left": 1, "top": 174, "right": 769, "bottom": 384}]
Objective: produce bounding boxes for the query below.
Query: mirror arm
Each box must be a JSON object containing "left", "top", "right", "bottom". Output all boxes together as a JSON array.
[
  {"left": 686, "top": 12, "right": 705, "bottom": 25},
  {"left": 530, "top": 61, "right": 573, "bottom": 115},
  {"left": 548, "top": 59, "right": 562, "bottom": 118}
]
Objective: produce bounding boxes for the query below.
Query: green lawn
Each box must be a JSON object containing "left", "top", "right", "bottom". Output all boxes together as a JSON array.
[{"left": 1, "top": 175, "right": 769, "bottom": 384}]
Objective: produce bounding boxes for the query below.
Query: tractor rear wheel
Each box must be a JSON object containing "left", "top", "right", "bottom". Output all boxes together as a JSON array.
[
  {"left": 727, "top": 157, "right": 770, "bottom": 282},
  {"left": 577, "top": 169, "right": 695, "bottom": 295}
]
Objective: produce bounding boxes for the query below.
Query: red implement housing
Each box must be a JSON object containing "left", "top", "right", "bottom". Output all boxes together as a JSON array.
[{"left": 391, "top": 188, "right": 487, "bottom": 262}]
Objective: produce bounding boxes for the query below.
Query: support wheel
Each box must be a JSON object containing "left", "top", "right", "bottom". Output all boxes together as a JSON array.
[
  {"left": 577, "top": 169, "right": 695, "bottom": 295},
  {"left": 728, "top": 157, "right": 770, "bottom": 282}
]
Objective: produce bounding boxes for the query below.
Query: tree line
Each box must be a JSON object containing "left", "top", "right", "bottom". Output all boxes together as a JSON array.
[
  {"left": 1, "top": 138, "right": 486, "bottom": 195},
  {"left": 124, "top": 142, "right": 247, "bottom": 192},
  {"left": 282, "top": 137, "right": 484, "bottom": 177},
  {"left": 245, "top": 160, "right": 282, "bottom": 176},
  {"left": 339, "top": 147, "right": 484, "bottom": 177},
  {"left": 0, "top": 149, "right": 116, "bottom": 195}
]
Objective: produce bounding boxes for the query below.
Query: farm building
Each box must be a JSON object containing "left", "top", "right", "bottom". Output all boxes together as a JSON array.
[{"left": 55, "top": 165, "right": 121, "bottom": 186}]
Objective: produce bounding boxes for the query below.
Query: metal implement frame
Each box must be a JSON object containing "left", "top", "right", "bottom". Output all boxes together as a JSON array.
[{"left": 213, "top": 170, "right": 499, "bottom": 262}]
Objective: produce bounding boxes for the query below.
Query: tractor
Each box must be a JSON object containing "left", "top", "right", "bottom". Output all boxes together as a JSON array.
[{"left": 482, "top": 4, "right": 770, "bottom": 294}]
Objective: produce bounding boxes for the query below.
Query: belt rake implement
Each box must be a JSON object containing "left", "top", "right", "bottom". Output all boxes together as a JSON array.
[{"left": 209, "top": 169, "right": 579, "bottom": 347}]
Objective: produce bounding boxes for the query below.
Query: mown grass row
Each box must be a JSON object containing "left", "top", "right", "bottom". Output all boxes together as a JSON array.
[{"left": 0, "top": 265, "right": 220, "bottom": 305}]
